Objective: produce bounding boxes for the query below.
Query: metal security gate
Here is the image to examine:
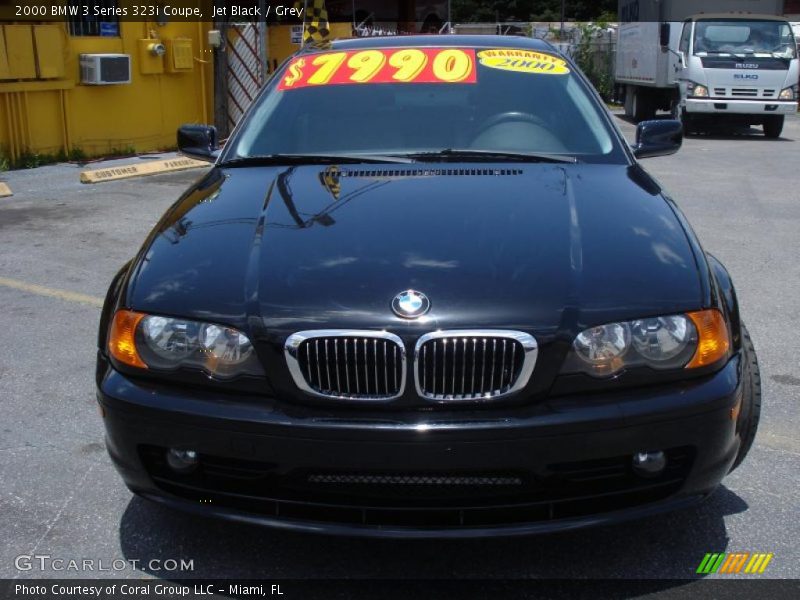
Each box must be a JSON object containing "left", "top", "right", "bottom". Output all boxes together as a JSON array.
[{"left": 225, "top": 23, "right": 266, "bottom": 133}]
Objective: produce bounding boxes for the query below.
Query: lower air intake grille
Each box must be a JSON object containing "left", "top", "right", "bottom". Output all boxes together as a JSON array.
[
  {"left": 415, "top": 330, "right": 538, "bottom": 401},
  {"left": 285, "top": 331, "right": 405, "bottom": 400},
  {"left": 307, "top": 474, "right": 524, "bottom": 486},
  {"left": 141, "top": 445, "right": 695, "bottom": 529}
]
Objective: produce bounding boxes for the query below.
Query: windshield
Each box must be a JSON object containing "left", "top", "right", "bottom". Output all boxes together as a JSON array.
[
  {"left": 693, "top": 20, "right": 797, "bottom": 58},
  {"left": 231, "top": 46, "right": 623, "bottom": 164}
]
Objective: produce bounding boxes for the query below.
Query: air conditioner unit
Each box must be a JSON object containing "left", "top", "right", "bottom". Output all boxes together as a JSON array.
[{"left": 79, "top": 54, "right": 131, "bottom": 85}]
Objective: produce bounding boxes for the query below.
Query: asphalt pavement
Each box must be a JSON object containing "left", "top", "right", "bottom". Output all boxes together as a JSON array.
[{"left": 0, "top": 116, "right": 798, "bottom": 584}]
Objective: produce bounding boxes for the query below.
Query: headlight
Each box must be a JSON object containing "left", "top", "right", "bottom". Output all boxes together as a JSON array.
[
  {"left": 572, "top": 323, "right": 631, "bottom": 376},
  {"left": 141, "top": 315, "right": 198, "bottom": 362},
  {"left": 109, "top": 310, "right": 263, "bottom": 379},
  {"left": 687, "top": 83, "right": 708, "bottom": 98},
  {"left": 562, "top": 309, "right": 729, "bottom": 378},
  {"left": 630, "top": 315, "right": 696, "bottom": 364},
  {"left": 779, "top": 85, "right": 798, "bottom": 100}
]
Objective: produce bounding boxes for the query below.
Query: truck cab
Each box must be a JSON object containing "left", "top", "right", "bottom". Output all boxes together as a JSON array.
[{"left": 675, "top": 15, "right": 798, "bottom": 136}]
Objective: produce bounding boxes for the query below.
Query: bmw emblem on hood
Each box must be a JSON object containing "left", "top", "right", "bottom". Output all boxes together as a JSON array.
[{"left": 392, "top": 290, "right": 430, "bottom": 319}]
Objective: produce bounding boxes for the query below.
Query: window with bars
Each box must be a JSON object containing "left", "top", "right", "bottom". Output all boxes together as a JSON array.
[{"left": 67, "top": 0, "right": 120, "bottom": 37}]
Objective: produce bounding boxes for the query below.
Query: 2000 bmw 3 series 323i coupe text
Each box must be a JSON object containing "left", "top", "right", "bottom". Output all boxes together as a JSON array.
[{"left": 97, "top": 36, "right": 761, "bottom": 537}]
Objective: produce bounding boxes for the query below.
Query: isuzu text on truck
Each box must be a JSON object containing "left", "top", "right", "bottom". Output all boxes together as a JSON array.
[{"left": 616, "top": 0, "right": 798, "bottom": 136}]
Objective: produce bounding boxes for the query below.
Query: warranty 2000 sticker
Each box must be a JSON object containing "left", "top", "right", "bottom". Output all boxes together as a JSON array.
[{"left": 477, "top": 49, "right": 570, "bottom": 75}]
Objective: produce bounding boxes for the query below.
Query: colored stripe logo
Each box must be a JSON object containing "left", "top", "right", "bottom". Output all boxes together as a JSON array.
[{"left": 697, "top": 553, "right": 773, "bottom": 574}]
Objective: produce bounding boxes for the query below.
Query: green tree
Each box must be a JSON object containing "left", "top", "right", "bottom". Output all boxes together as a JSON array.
[
  {"left": 571, "top": 21, "right": 614, "bottom": 101},
  {"left": 451, "top": 0, "right": 618, "bottom": 23}
]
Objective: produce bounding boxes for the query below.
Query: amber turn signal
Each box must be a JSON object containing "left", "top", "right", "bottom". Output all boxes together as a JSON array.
[
  {"left": 109, "top": 310, "right": 147, "bottom": 369},
  {"left": 685, "top": 309, "right": 730, "bottom": 369}
]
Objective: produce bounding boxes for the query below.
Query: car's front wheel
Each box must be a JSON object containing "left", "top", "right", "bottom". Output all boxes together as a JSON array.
[{"left": 729, "top": 325, "right": 761, "bottom": 472}]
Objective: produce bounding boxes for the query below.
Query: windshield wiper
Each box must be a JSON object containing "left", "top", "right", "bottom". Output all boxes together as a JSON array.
[
  {"left": 398, "top": 149, "right": 578, "bottom": 164},
  {"left": 218, "top": 153, "right": 413, "bottom": 167}
]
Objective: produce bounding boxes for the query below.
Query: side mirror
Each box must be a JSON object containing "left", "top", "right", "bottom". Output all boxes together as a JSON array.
[
  {"left": 633, "top": 120, "right": 683, "bottom": 159},
  {"left": 177, "top": 124, "right": 219, "bottom": 162},
  {"left": 659, "top": 22, "right": 671, "bottom": 52}
]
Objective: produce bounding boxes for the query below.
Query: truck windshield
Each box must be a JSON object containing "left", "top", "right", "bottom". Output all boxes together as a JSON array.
[
  {"left": 693, "top": 20, "right": 797, "bottom": 58},
  {"left": 232, "top": 46, "right": 624, "bottom": 164}
]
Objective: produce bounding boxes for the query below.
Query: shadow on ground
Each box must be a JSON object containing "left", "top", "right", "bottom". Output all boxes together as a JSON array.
[
  {"left": 119, "top": 486, "right": 747, "bottom": 580},
  {"left": 613, "top": 113, "right": 794, "bottom": 142}
]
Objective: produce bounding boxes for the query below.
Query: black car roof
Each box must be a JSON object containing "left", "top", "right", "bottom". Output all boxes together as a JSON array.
[{"left": 300, "top": 35, "right": 560, "bottom": 56}]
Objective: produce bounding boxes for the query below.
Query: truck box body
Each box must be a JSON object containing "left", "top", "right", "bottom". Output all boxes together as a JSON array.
[
  {"left": 616, "top": 21, "right": 678, "bottom": 87},
  {"left": 620, "top": 0, "right": 785, "bottom": 22}
]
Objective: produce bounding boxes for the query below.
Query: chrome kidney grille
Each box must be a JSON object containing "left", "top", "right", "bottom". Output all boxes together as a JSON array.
[
  {"left": 414, "top": 331, "right": 538, "bottom": 401},
  {"left": 286, "top": 330, "right": 536, "bottom": 402},
  {"left": 285, "top": 331, "right": 406, "bottom": 400}
]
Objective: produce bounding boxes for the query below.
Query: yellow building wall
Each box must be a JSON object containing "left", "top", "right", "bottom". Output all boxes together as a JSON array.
[
  {"left": 0, "top": 20, "right": 214, "bottom": 162},
  {"left": 0, "top": 20, "right": 354, "bottom": 164}
]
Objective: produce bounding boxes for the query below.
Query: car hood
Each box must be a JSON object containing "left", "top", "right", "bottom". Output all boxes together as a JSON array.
[{"left": 129, "top": 163, "right": 702, "bottom": 342}]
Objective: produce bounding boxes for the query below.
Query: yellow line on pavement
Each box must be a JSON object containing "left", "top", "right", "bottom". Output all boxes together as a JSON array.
[
  {"left": 0, "top": 276, "right": 104, "bottom": 308},
  {"left": 0, "top": 182, "right": 12, "bottom": 197}
]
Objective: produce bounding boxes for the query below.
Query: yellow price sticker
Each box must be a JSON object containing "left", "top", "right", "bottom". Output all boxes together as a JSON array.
[
  {"left": 278, "top": 48, "right": 477, "bottom": 90},
  {"left": 477, "top": 49, "right": 570, "bottom": 75}
]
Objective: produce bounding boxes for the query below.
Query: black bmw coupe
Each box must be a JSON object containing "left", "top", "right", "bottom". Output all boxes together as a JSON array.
[{"left": 96, "top": 36, "right": 760, "bottom": 537}]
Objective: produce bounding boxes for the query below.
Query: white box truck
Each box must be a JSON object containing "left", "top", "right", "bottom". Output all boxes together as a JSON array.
[{"left": 616, "top": 0, "right": 799, "bottom": 137}]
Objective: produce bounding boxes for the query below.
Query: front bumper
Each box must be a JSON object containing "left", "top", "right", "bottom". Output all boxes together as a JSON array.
[
  {"left": 685, "top": 98, "right": 797, "bottom": 115},
  {"left": 98, "top": 355, "right": 743, "bottom": 538}
]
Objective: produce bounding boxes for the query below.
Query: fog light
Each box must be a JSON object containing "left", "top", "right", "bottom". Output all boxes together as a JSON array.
[
  {"left": 632, "top": 451, "right": 666, "bottom": 478},
  {"left": 166, "top": 448, "right": 198, "bottom": 473}
]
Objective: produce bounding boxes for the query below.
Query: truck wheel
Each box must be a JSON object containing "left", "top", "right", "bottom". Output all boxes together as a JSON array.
[
  {"left": 729, "top": 324, "right": 761, "bottom": 472},
  {"left": 674, "top": 106, "right": 696, "bottom": 136},
  {"left": 763, "top": 116, "right": 784, "bottom": 139},
  {"left": 686, "top": 114, "right": 701, "bottom": 136},
  {"left": 623, "top": 86, "right": 635, "bottom": 119},
  {"left": 632, "top": 88, "right": 653, "bottom": 123}
]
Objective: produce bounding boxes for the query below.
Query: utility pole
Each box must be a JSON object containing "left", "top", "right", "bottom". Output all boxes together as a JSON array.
[
  {"left": 259, "top": 0, "right": 267, "bottom": 82},
  {"left": 560, "top": 0, "right": 565, "bottom": 39},
  {"left": 213, "top": 17, "right": 229, "bottom": 138}
]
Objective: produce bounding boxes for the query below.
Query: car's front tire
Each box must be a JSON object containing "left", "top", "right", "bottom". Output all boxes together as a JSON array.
[{"left": 729, "top": 325, "right": 761, "bottom": 472}]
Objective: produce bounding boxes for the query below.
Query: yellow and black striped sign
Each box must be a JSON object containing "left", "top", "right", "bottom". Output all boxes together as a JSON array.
[
  {"left": 319, "top": 165, "right": 341, "bottom": 200},
  {"left": 296, "top": 0, "right": 330, "bottom": 44}
]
